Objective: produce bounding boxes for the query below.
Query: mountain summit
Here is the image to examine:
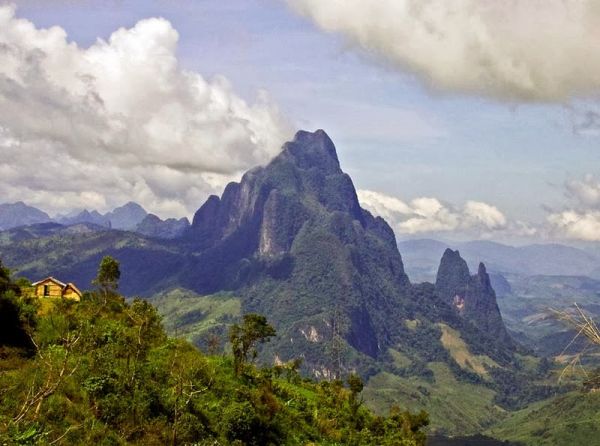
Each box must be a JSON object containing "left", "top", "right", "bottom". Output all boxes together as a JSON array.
[
  {"left": 435, "top": 248, "right": 513, "bottom": 347},
  {"left": 0, "top": 202, "right": 51, "bottom": 230},
  {"left": 186, "top": 129, "right": 409, "bottom": 365}
]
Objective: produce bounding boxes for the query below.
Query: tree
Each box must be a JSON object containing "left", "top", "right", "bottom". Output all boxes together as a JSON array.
[
  {"left": 229, "top": 314, "right": 276, "bottom": 376},
  {"left": 0, "top": 259, "right": 33, "bottom": 351},
  {"left": 0, "top": 259, "right": 20, "bottom": 296},
  {"left": 93, "top": 256, "right": 120, "bottom": 302},
  {"left": 347, "top": 373, "right": 364, "bottom": 420}
]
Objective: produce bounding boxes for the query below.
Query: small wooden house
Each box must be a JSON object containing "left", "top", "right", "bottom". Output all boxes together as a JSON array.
[{"left": 30, "top": 277, "right": 82, "bottom": 301}]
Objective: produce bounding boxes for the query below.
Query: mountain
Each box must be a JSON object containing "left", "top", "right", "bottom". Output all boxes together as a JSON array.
[
  {"left": 182, "top": 129, "right": 413, "bottom": 366},
  {"left": 0, "top": 202, "right": 51, "bottom": 230},
  {"left": 57, "top": 209, "right": 111, "bottom": 227},
  {"left": 105, "top": 201, "right": 148, "bottom": 230},
  {"left": 435, "top": 249, "right": 513, "bottom": 348},
  {"left": 135, "top": 214, "right": 190, "bottom": 239},
  {"left": 1, "top": 201, "right": 147, "bottom": 232},
  {"left": 399, "top": 238, "right": 600, "bottom": 282},
  {"left": 56, "top": 202, "right": 147, "bottom": 230}
]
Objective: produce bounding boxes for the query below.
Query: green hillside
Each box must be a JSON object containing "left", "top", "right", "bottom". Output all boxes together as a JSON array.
[
  {"left": 487, "top": 391, "right": 600, "bottom": 445},
  {"left": 0, "top": 260, "right": 428, "bottom": 446},
  {"left": 363, "top": 362, "right": 501, "bottom": 435}
]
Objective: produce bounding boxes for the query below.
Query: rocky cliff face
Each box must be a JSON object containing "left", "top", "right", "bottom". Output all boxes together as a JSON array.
[
  {"left": 435, "top": 248, "right": 513, "bottom": 347},
  {"left": 185, "top": 130, "right": 410, "bottom": 366}
]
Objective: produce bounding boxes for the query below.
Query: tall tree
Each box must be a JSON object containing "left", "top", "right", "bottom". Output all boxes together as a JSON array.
[
  {"left": 93, "top": 256, "right": 120, "bottom": 303},
  {"left": 0, "top": 259, "right": 33, "bottom": 351},
  {"left": 229, "top": 313, "right": 276, "bottom": 376}
]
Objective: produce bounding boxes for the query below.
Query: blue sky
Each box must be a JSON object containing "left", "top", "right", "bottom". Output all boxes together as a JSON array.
[{"left": 3, "top": 0, "right": 600, "bottom": 243}]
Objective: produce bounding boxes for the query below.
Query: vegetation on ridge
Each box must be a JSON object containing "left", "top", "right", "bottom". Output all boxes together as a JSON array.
[{"left": 0, "top": 257, "right": 429, "bottom": 445}]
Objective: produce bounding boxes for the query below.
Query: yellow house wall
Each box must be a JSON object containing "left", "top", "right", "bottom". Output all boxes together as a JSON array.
[
  {"left": 34, "top": 282, "right": 64, "bottom": 299},
  {"left": 62, "top": 287, "right": 81, "bottom": 301}
]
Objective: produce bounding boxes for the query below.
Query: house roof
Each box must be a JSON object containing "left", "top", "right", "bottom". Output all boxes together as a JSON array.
[
  {"left": 64, "top": 282, "right": 83, "bottom": 296},
  {"left": 31, "top": 276, "right": 67, "bottom": 287}
]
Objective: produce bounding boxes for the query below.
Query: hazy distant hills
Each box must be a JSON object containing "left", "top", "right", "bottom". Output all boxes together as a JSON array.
[
  {"left": 0, "top": 201, "right": 52, "bottom": 230},
  {"left": 0, "top": 200, "right": 189, "bottom": 239},
  {"left": 399, "top": 238, "right": 600, "bottom": 282}
]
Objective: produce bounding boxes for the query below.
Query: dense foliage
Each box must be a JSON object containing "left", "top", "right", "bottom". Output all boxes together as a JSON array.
[
  {"left": 0, "top": 260, "right": 34, "bottom": 352},
  {"left": 0, "top": 259, "right": 428, "bottom": 445}
]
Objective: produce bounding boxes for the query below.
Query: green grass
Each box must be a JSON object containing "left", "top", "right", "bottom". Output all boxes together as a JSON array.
[
  {"left": 438, "top": 323, "right": 498, "bottom": 378},
  {"left": 151, "top": 288, "right": 241, "bottom": 345},
  {"left": 487, "top": 391, "right": 600, "bottom": 445},
  {"left": 363, "top": 362, "right": 502, "bottom": 436},
  {"left": 388, "top": 348, "right": 412, "bottom": 368}
]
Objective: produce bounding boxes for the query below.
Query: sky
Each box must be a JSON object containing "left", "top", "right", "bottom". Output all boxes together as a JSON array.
[{"left": 1, "top": 0, "right": 600, "bottom": 244}]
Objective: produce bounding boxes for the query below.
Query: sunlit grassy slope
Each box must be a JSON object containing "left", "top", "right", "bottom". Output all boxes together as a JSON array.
[
  {"left": 363, "top": 362, "right": 502, "bottom": 435},
  {"left": 151, "top": 288, "right": 241, "bottom": 345},
  {"left": 487, "top": 391, "right": 600, "bottom": 445}
]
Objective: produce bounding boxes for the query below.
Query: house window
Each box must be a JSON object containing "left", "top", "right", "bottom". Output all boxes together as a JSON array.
[{"left": 43, "top": 285, "right": 50, "bottom": 296}]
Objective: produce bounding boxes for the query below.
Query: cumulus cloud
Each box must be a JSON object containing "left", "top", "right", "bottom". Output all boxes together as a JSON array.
[
  {"left": 288, "top": 0, "right": 600, "bottom": 102},
  {"left": 548, "top": 211, "right": 600, "bottom": 241},
  {"left": 565, "top": 174, "right": 600, "bottom": 208},
  {"left": 357, "top": 189, "right": 516, "bottom": 237},
  {"left": 547, "top": 174, "right": 600, "bottom": 240},
  {"left": 0, "top": 5, "right": 290, "bottom": 217}
]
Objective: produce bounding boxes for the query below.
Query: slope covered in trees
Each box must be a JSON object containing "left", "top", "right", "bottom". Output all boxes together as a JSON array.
[{"left": 0, "top": 258, "right": 428, "bottom": 445}]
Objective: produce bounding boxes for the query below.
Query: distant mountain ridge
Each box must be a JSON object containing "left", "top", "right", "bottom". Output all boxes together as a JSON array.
[
  {"left": 0, "top": 200, "right": 191, "bottom": 238},
  {"left": 4, "top": 208, "right": 599, "bottom": 277},
  {"left": 56, "top": 201, "right": 149, "bottom": 230},
  {"left": 0, "top": 202, "right": 52, "bottom": 230},
  {"left": 57, "top": 209, "right": 110, "bottom": 228},
  {"left": 399, "top": 238, "right": 600, "bottom": 282}
]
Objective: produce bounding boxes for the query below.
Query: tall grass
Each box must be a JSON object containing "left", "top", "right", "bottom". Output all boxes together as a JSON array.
[{"left": 551, "top": 304, "right": 600, "bottom": 384}]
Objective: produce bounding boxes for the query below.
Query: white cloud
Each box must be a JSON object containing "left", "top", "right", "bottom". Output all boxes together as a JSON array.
[
  {"left": 357, "top": 189, "right": 511, "bottom": 236},
  {"left": 548, "top": 211, "right": 600, "bottom": 241},
  {"left": 0, "top": 5, "right": 290, "bottom": 217},
  {"left": 463, "top": 200, "right": 507, "bottom": 230},
  {"left": 288, "top": 0, "right": 600, "bottom": 102},
  {"left": 548, "top": 174, "right": 600, "bottom": 240},
  {"left": 565, "top": 174, "right": 600, "bottom": 208}
]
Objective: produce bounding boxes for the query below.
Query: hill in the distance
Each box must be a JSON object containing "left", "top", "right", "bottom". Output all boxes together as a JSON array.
[
  {"left": 0, "top": 201, "right": 52, "bottom": 230},
  {"left": 399, "top": 239, "right": 600, "bottom": 283}
]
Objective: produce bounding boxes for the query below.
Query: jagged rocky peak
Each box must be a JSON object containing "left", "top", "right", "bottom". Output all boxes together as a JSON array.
[
  {"left": 184, "top": 129, "right": 411, "bottom": 362},
  {"left": 280, "top": 129, "right": 341, "bottom": 173},
  {"left": 435, "top": 248, "right": 471, "bottom": 301},
  {"left": 435, "top": 249, "right": 514, "bottom": 347},
  {"left": 190, "top": 129, "right": 365, "bottom": 250},
  {"left": 476, "top": 262, "right": 491, "bottom": 288}
]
